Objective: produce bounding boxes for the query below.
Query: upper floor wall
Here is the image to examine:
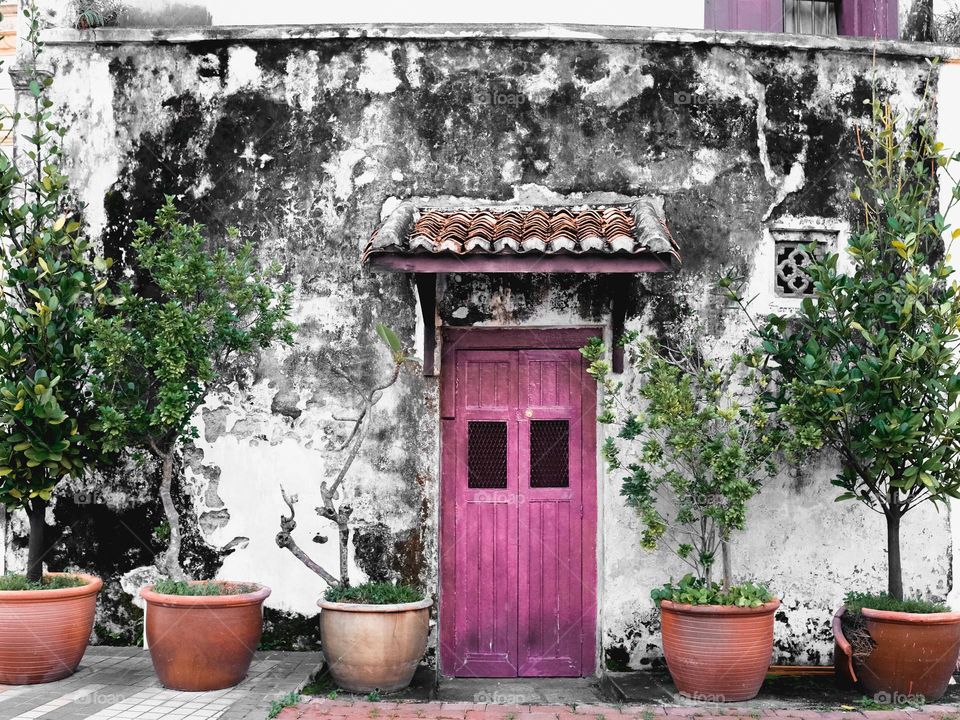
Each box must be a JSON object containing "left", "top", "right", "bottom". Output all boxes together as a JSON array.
[
  {"left": 32, "top": 0, "right": 945, "bottom": 42},
  {"left": 37, "top": 0, "right": 706, "bottom": 28}
]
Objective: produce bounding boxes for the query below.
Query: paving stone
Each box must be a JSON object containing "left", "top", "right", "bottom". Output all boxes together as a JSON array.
[{"left": 0, "top": 647, "right": 321, "bottom": 720}]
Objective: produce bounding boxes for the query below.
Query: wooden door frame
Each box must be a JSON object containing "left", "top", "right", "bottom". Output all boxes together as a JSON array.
[{"left": 438, "top": 326, "right": 600, "bottom": 677}]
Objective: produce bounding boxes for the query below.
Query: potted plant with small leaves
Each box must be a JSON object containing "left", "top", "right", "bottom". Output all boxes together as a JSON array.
[
  {"left": 724, "top": 82, "right": 960, "bottom": 701},
  {"left": 275, "top": 325, "right": 429, "bottom": 693},
  {"left": 0, "top": 5, "right": 115, "bottom": 685},
  {"left": 582, "top": 333, "right": 781, "bottom": 702},
  {"left": 89, "top": 198, "right": 294, "bottom": 691}
]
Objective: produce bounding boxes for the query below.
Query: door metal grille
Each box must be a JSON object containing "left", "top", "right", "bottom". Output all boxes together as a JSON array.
[
  {"left": 467, "top": 420, "right": 508, "bottom": 488},
  {"left": 529, "top": 419, "right": 569, "bottom": 488}
]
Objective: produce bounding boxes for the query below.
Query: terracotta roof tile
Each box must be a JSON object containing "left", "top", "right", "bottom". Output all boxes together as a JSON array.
[{"left": 363, "top": 197, "right": 680, "bottom": 266}]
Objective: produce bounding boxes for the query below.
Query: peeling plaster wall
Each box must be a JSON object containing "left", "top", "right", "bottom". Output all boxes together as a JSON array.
[{"left": 9, "top": 26, "right": 955, "bottom": 663}]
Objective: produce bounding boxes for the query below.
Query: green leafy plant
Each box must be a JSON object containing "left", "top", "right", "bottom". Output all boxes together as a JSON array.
[
  {"left": 299, "top": 671, "right": 337, "bottom": 697},
  {"left": 724, "top": 77, "right": 960, "bottom": 601},
  {"left": 650, "top": 574, "right": 773, "bottom": 608},
  {"left": 151, "top": 579, "right": 257, "bottom": 596},
  {"left": 0, "top": 573, "right": 87, "bottom": 591},
  {"left": 365, "top": 690, "right": 381, "bottom": 702},
  {"left": 843, "top": 591, "right": 948, "bottom": 615},
  {"left": 0, "top": 3, "right": 116, "bottom": 584},
  {"left": 89, "top": 196, "right": 295, "bottom": 579},
  {"left": 69, "top": 0, "right": 125, "bottom": 29},
  {"left": 323, "top": 581, "right": 423, "bottom": 605},
  {"left": 267, "top": 691, "right": 301, "bottom": 719},
  {"left": 276, "top": 325, "right": 420, "bottom": 590},
  {"left": 581, "top": 334, "right": 781, "bottom": 594}
]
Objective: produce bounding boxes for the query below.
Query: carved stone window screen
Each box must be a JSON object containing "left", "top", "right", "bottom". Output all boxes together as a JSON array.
[{"left": 773, "top": 229, "right": 836, "bottom": 298}]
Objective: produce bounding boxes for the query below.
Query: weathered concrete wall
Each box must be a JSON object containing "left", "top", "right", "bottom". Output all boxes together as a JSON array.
[{"left": 5, "top": 24, "right": 956, "bottom": 665}]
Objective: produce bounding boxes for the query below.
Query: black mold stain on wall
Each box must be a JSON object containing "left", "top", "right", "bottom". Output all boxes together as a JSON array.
[
  {"left": 604, "top": 645, "right": 632, "bottom": 672},
  {"left": 260, "top": 607, "right": 323, "bottom": 651}
]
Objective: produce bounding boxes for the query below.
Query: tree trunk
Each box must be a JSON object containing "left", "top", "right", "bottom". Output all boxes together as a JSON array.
[
  {"left": 25, "top": 498, "right": 47, "bottom": 584},
  {"left": 886, "top": 509, "right": 903, "bottom": 601},
  {"left": 158, "top": 448, "right": 186, "bottom": 580},
  {"left": 338, "top": 521, "right": 350, "bottom": 587},
  {"left": 720, "top": 536, "right": 732, "bottom": 592}
]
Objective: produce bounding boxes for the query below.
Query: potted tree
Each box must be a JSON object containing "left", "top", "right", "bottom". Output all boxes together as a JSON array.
[
  {"left": 89, "top": 197, "right": 295, "bottom": 691},
  {"left": 581, "top": 334, "right": 781, "bottom": 702},
  {"left": 275, "top": 325, "right": 430, "bottom": 693},
  {"left": 724, "top": 85, "right": 960, "bottom": 701},
  {"left": 0, "top": 5, "right": 113, "bottom": 684}
]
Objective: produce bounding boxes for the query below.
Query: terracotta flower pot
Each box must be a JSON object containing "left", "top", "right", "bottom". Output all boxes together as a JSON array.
[
  {"left": 319, "top": 597, "right": 432, "bottom": 692},
  {"left": 660, "top": 598, "right": 780, "bottom": 702},
  {"left": 832, "top": 605, "right": 960, "bottom": 702},
  {"left": 0, "top": 571, "right": 102, "bottom": 685},
  {"left": 141, "top": 581, "right": 271, "bottom": 691}
]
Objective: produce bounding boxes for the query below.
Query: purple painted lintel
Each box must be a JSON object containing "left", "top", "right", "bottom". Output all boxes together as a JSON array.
[{"left": 366, "top": 253, "right": 676, "bottom": 274}]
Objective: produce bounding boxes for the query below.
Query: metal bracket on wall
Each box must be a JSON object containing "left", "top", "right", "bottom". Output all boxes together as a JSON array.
[
  {"left": 610, "top": 276, "right": 630, "bottom": 374},
  {"left": 415, "top": 273, "right": 437, "bottom": 376}
]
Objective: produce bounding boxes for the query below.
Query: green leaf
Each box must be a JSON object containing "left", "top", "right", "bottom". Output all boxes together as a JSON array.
[{"left": 376, "top": 323, "right": 403, "bottom": 356}]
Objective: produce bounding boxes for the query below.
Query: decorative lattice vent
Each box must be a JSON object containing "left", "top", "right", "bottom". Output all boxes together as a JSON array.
[
  {"left": 529, "top": 420, "right": 569, "bottom": 488},
  {"left": 467, "top": 421, "right": 508, "bottom": 489},
  {"left": 772, "top": 229, "right": 837, "bottom": 298}
]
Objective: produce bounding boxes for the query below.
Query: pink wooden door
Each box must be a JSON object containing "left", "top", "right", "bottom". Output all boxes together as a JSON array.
[
  {"left": 440, "top": 329, "right": 597, "bottom": 679},
  {"left": 517, "top": 350, "right": 584, "bottom": 676}
]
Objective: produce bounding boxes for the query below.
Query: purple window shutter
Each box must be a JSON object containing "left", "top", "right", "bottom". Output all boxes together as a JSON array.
[
  {"left": 705, "top": 0, "right": 785, "bottom": 32},
  {"left": 838, "top": 0, "right": 899, "bottom": 39}
]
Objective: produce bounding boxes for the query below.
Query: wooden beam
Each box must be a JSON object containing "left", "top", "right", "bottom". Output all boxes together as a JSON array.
[
  {"left": 442, "top": 326, "right": 603, "bottom": 352},
  {"left": 367, "top": 253, "right": 675, "bottom": 274},
  {"left": 611, "top": 276, "right": 630, "bottom": 374},
  {"left": 415, "top": 273, "right": 437, "bottom": 376}
]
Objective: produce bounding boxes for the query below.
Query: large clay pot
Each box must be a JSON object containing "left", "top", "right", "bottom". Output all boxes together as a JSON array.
[
  {"left": 660, "top": 598, "right": 780, "bottom": 702},
  {"left": 141, "top": 581, "right": 270, "bottom": 691},
  {"left": 0, "top": 572, "right": 102, "bottom": 684},
  {"left": 319, "top": 597, "right": 432, "bottom": 692},
  {"left": 832, "top": 605, "right": 960, "bottom": 702}
]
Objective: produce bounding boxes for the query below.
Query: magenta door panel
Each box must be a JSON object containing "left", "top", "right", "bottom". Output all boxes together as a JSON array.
[
  {"left": 838, "top": 0, "right": 898, "bottom": 39},
  {"left": 440, "top": 329, "right": 598, "bottom": 679},
  {"left": 705, "top": 0, "right": 784, "bottom": 31},
  {"left": 517, "top": 351, "right": 583, "bottom": 676},
  {"left": 452, "top": 351, "right": 519, "bottom": 677}
]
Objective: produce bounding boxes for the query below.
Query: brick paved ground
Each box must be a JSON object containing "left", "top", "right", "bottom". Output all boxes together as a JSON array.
[
  {"left": 275, "top": 699, "right": 960, "bottom": 720},
  {"left": 0, "top": 647, "right": 322, "bottom": 720}
]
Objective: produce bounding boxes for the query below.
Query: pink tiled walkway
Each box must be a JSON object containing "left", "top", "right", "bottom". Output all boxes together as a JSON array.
[{"left": 276, "top": 700, "right": 960, "bottom": 720}]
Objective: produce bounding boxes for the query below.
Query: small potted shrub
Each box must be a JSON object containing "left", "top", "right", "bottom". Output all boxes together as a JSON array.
[
  {"left": 725, "top": 84, "right": 960, "bottom": 701},
  {"left": 0, "top": 7, "right": 113, "bottom": 684},
  {"left": 139, "top": 580, "right": 271, "bottom": 691},
  {"left": 319, "top": 582, "right": 431, "bottom": 693},
  {"left": 89, "top": 198, "right": 294, "bottom": 690},
  {"left": 582, "top": 334, "right": 781, "bottom": 702},
  {"left": 276, "top": 326, "right": 430, "bottom": 693}
]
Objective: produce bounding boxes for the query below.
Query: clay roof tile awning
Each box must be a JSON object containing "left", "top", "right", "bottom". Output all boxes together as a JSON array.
[{"left": 362, "top": 197, "right": 680, "bottom": 274}]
